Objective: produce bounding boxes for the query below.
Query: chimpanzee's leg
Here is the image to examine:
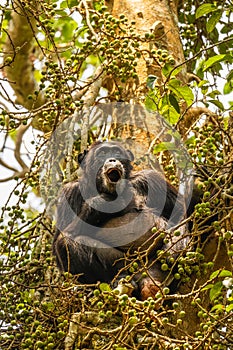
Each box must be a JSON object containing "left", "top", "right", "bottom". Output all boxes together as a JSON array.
[
  {"left": 53, "top": 232, "right": 125, "bottom": 283},
  {"left": 138, "top": 262, "right": 167, "bottom": 301}
]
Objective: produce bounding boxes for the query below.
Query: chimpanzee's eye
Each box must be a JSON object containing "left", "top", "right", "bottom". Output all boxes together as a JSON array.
[
  {"left": 114, "top": 151, "right": 122, "bottom": 158},
  {"left": 96, "top": 147, "right": 111, "bottom": 158},
  {"left": 97, "top": 150, "right": 107, "bottom": 158},
  {"left": 96, "top": 146, "right": 125, "bottom": 159},
  {"left": 111, "top": 147, "right": 123, "bottom": 159}
]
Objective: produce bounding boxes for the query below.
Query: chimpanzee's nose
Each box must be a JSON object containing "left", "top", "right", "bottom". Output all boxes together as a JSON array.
[{"left": 108, "top": 158, "right": 117, "bottom": 163}]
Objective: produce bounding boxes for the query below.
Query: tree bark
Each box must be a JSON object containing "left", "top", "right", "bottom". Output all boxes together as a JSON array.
[
  {"left": 103, "top": 0, "right": 189, "bottom": 162},
  {"left": 3, "top": 1, "right": 43, "bottom": 109},
  {"left": 107, "top": 0, "right": 187, "bottom": 85}
]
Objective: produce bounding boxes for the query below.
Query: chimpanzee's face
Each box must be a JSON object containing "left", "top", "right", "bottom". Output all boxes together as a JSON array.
[{"left": 78, "top": 142, "right": 134, "bottom": 194}]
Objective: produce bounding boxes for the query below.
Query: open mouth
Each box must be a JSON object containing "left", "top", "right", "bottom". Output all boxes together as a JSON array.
[{"left": 106, "top": 168, "right": 122, "bottom": 183}]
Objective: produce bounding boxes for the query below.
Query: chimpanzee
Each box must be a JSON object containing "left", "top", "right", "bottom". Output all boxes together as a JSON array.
[{"left": 53, "top": 141, "right": 188, "bottom": 299}]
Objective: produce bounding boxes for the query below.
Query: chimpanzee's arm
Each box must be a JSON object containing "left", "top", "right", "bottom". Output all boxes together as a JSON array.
[
  {"left": 56, "top": 181, "right": 83, "bottom": 232},
  {"left": 130, "top": 170, "right": 185, "bottom": 225},
  {"left": 53, "top": 183, "right": 128, "bottom": 279},
  {"left": 58, "top": 186, "right": 135, "bottom": 242},
  {"left": 55, "top": 181, "right": 123, "bottom": 232},
  {"left": 55, "top": 182, "right": 114, "bottom": 234}
]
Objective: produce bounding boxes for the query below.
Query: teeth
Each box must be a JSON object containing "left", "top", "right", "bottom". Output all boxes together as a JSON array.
[{"left": 107, "top": 169, "right": 121, "bottom": 175}]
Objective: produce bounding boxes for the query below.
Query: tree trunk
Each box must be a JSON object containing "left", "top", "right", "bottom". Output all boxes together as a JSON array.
[{"left": 107, "top": 0, "right": 187, "bottom": 86}]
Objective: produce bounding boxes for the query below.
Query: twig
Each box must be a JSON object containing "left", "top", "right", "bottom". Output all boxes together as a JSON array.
[
  {"left": 79, "top": 0, "right": 99, "bottom": 42},
  {"left": 0, "top": 158, "right": 18, "bottom": 173},
  {"left": 14, "top": 124, "right": 30, "bottom": 171}
]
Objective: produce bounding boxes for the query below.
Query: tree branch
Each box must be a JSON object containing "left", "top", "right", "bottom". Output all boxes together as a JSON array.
[
  {"left": 3, "top": 1, "right": 44, "bottom": 110},
  {"left": 14, "top": 124, "right": 30, "bottom": 171}
]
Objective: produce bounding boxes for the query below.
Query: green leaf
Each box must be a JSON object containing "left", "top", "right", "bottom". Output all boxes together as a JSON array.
[
  {"left": 201, "top": 283, "right": 214, "bottom": 292},
  {"left": 210, "top": 281, "right": 223, "bottom": 301},
  {"left": 62, "top": 22, "right": 75, "bottom": 41},
  {"left": 226, "top": 69, "right": 233, "bottom": 81},
  {"left": 226, "top": 304, "right": 233, "bottom": 312},
  {"left": 219, "top": 270, "right": 232, "bottom": 278},
  {"left": 207, "top": 89, "right": 221, "bottom": 98},
  {"left": 221, "top": 23, "right": 233, "bottom": 34},
  {"left": 196, "top": 4, "right": 217, "bottom": 19},
  {"left": 60, "top": 1, "right": 67, "bottom": 8},
  {"left": 198, "top": 79, "right": 209, "bottom": 88},
  {"left": 210, "top": 269, "right": 232, "bottom": 280},
  {"left": 211, "top": 304, "right": 224, "bottom": 312},
  {"left": 162, "top": 64, "right": 172, "bottom": 78},
  {"left": 9, "top": 129, "right": 17, "bottom": 142},
  {"left": 44, "top": 302, "right": 55, "bottom": 311},
  {"left": 159, "top": 95, "right": 180, "bottom": 124},
  {"left": 171, "top": 66, "right": 183, "bottom": 77},
  {"left": 93, "top": 1, "right": 104, "bottom": 11},
  {"left": 147, "top": 75, "right": 157, "bottom": 89},
  {"left": 203, "top": 54, "right": 226, "bottom": 71},
  {"left": 164, "top": 107, "right": 180, "bottom": 124},
  {"left": 167, "top": 79, "right": 194, "bottom": 106},
  {"left": 210, "top": 269, "right": 220, "bottom": 279},
  {"left": 223, "top": 81, "right": 233, "bottom": 94},
  {"left": 209, "top": 99, "right": 224, "bottom": 110},
  {"left": 145, "top": 90, "right": 158, "bottom": 111},
  {"left": 34, "top": 70, "right": 42, "bottom": 82},
  {"left": 169, "top": 93, "right": 180, "bottom": 113},
  {"left": 206, "top": 11, "right": 222, "bottom": 33},
  {"left": 68, "top": 0, "right": 78, "bottom": 8},
  {"left": 153, "top": 142, "right": 177, "bottom": 154},
  {"left": 162, "top": 64, "right": 182, "bottom": 79}
]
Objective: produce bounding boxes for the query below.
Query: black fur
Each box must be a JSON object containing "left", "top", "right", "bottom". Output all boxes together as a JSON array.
[{"left": 53, "top": 141, "right": 187, "bottom": 298}]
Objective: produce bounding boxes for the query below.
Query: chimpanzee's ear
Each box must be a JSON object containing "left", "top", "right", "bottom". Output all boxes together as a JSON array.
[
  {"left": 78, "top": 149, "right": 88, "bottom": 168},
  {"left": 127, "top": 149, "right": 134, "bottom": 161}
]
